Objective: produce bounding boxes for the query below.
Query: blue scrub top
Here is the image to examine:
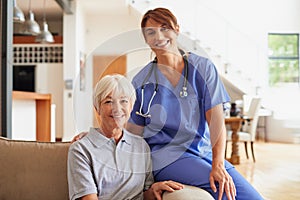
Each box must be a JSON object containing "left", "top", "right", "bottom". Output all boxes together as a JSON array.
[{"left": 129, "top": 53, "right": 230, "bottom": 172}]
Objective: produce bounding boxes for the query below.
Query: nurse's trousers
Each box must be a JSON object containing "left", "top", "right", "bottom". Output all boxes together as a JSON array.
[{"left": 154, "top": 155, "right": 264, "bottom": 200}]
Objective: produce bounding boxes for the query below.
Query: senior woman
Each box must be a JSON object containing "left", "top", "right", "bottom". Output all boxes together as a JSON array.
[{"left": 67, "top": 74, "right": 183, "bottom": 200}]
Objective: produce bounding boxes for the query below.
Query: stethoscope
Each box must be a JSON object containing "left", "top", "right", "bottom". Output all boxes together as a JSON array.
[{"left": 136, "top": 49, "right": 189, "bottom": 118}]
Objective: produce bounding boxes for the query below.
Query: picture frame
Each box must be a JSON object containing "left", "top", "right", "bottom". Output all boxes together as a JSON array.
[{"left": 79, "top": 52, "right": 86, "bottom": 91}]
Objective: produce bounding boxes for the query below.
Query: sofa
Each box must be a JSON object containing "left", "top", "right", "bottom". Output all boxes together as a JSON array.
[{"left": 0, "top": 136, "right": 213, "bottom": 200}]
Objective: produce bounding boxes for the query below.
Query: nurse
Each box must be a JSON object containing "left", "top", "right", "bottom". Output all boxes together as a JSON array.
[{"left": 126, "top": 7, "right": 263, "bottom": 200}]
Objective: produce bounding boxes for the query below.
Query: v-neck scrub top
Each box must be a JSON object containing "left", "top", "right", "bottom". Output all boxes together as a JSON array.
[{"left": 129, "top": 52, "right": 232, "bottom": 172}]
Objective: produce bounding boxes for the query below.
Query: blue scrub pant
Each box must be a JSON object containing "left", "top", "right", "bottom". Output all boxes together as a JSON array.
[{"left": 154, "top": 156, "right": 264, "bottom": 200}]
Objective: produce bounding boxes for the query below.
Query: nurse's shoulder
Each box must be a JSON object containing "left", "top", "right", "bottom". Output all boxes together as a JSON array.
[
  {"left": 188, "top": 52, "right": 212, "bottom": 66},
  {"left": 188, "top": 52, "right": 217, "bottom": 73}
]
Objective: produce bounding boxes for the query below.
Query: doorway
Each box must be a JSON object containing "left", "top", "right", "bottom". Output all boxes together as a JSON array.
[{"left": 93, "top": 55, "right": 127, "bottom": 126}]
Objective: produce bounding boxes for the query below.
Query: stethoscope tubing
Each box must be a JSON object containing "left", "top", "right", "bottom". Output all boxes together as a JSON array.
[{"left": 136, "top": 49, "right": 189, "bottom": 118}]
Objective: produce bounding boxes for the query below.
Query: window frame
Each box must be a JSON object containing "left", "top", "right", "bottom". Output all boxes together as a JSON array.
[{"left": 268, "top": 33, "right": 300, "bottom": 86}]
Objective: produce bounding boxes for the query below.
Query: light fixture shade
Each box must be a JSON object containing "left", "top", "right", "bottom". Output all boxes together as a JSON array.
[
  {"left": 35, "top": 22, "right": 54, "bottom": 43},
  {"left": 13, "top": 0, "right": 25, "bottom": 23},
  {"left": 13, "top": 6, "right": 25, "bottom": 23},
  {"left": 22, "top": 11, "right": 40, "bottom": 35}
]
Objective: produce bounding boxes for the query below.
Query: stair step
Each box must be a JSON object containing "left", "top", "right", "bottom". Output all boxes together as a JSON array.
[
  {"left": 292, "top": 133, "right": 300, "bottom": 144},
  {"left": 284, "top": 120, "right": 300, "bottom": 129}
]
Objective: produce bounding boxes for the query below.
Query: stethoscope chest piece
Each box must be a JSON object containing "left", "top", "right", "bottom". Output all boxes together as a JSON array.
[{"left": 180, "top": 86, "right": 188, "bottom": 98}]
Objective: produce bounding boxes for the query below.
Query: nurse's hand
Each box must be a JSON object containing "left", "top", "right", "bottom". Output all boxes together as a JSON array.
[
  {"left": 71, "top": 132, "right": 88, "bottom": 143},
  {"left": 145, "top": 180, "right": 184, "bottom": 200},
  {"left": 209, "top": 163, "right": 236, "bottom": 200}
]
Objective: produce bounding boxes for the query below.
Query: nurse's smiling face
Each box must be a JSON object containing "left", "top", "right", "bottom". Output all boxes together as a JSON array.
[{"left": 144, "top": 19, "right": 179, "bottom": 56}]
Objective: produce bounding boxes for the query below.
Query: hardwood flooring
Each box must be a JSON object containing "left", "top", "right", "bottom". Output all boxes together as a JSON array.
[{"left": 226, "top": 141, "right": 300, "bottom": 200}]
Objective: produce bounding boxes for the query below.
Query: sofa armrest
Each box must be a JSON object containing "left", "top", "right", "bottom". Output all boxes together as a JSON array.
[{"left": 0, "top": 137, "right": 70, "bottom": 200}]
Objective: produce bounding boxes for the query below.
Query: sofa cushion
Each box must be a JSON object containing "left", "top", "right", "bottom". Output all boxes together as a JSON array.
[
  {"left": 163, "top": 185, "right": 214, "bottom": 200},
  {"left": 0, "top": 137, "right": 70, "bottom": 200}
]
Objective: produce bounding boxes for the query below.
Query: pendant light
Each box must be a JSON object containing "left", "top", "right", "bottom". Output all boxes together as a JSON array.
[
  {"left": 13, "top": 0, "right": 25, "bottom": 23},
  {"left": 22, "top": 0, "right": 40, "bottom": 35},
  {"left": 35, "top": 0, "right": 54, "bottom": 43}
]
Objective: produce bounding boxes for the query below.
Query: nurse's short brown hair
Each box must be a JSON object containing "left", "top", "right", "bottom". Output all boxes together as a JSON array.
[{"left": 141, "top": 7, "right": 178, "bottom": 37}]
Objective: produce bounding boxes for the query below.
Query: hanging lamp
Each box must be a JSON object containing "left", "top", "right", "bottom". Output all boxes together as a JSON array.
[
  {"left": 35, "top": 22, "right": 54, "bottom": 43},
  {"left": 35, "top": 0, "right": 54, "bottom": 43},
  {"left": 22, "top": 0, "right": 40, "bottom": 35},
  {"left": 13, "top": 0, "right": 25, "bottom": 23}
]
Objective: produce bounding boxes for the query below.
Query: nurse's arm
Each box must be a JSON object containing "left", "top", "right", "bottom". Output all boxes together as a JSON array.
[
  {"left": 206, "top": 104, "right": 226, "bottom": 167},
  {"left": 206, "top": 104, "right": 236, "bottom": 200},
  {"left": 126, "top": 122, "right": 144, "bottom": 136}
]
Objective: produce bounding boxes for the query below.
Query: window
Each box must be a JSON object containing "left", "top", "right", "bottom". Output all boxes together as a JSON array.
[{"left": 268, "top": 33, "right": 299, "bottom": 86}]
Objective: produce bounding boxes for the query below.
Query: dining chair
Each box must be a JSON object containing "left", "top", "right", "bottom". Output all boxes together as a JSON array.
[{"left": 226, "top": 97, "right": 262, "bottom": 162}]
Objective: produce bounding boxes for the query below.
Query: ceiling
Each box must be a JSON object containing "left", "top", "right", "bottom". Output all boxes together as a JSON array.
[{"left": 16, "top": 0, "right": 130, "bottom": 21}]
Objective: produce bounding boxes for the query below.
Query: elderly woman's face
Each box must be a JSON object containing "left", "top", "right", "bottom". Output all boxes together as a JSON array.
[{"left": 98, "top": 93, "right": 132, "bottom": 130}]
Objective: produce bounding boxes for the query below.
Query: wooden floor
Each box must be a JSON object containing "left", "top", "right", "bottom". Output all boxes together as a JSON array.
[{"left": 226, "top": 140, "right": 300, "bottom": 200}]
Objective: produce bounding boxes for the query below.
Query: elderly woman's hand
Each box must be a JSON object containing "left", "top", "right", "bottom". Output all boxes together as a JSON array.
[{"left": 150, "top": 180, "right": 184, "bottom": 200}]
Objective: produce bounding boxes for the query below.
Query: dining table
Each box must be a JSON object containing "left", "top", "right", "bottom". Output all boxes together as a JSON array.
[{"left": 225, "top": 116, "right": 251, "bottom": 165}]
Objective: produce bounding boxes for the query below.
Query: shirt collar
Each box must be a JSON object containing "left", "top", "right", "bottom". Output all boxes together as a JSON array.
[{"left": 87, "top": 128, "right": 132, "bottom": 148}]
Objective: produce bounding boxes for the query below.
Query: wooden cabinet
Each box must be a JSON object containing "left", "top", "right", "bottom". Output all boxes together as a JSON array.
[{"left": 13, "top": 91, "right": 52, "bottom": 142}]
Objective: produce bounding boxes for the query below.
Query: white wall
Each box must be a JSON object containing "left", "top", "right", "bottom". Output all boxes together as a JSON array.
[
  {"left": 35, "top": 63, "right": 63, "bottom": 138},
  {"left": 126, "top": 49, "right": 151, "bottom": 80},
  {"left": 62, "top": 1, "right": 81, "bottom": 141},
  {"left": 84, "top": 14, "right": 140, "bottom": 55},
  {"left": 12, "top": 100, "right": 36, "bottom": 141}
]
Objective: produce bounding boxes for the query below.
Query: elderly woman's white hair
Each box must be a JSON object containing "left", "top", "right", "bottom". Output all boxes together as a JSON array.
[{"left": 93, "top": 74, "right": 136, "bottom": 112}]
